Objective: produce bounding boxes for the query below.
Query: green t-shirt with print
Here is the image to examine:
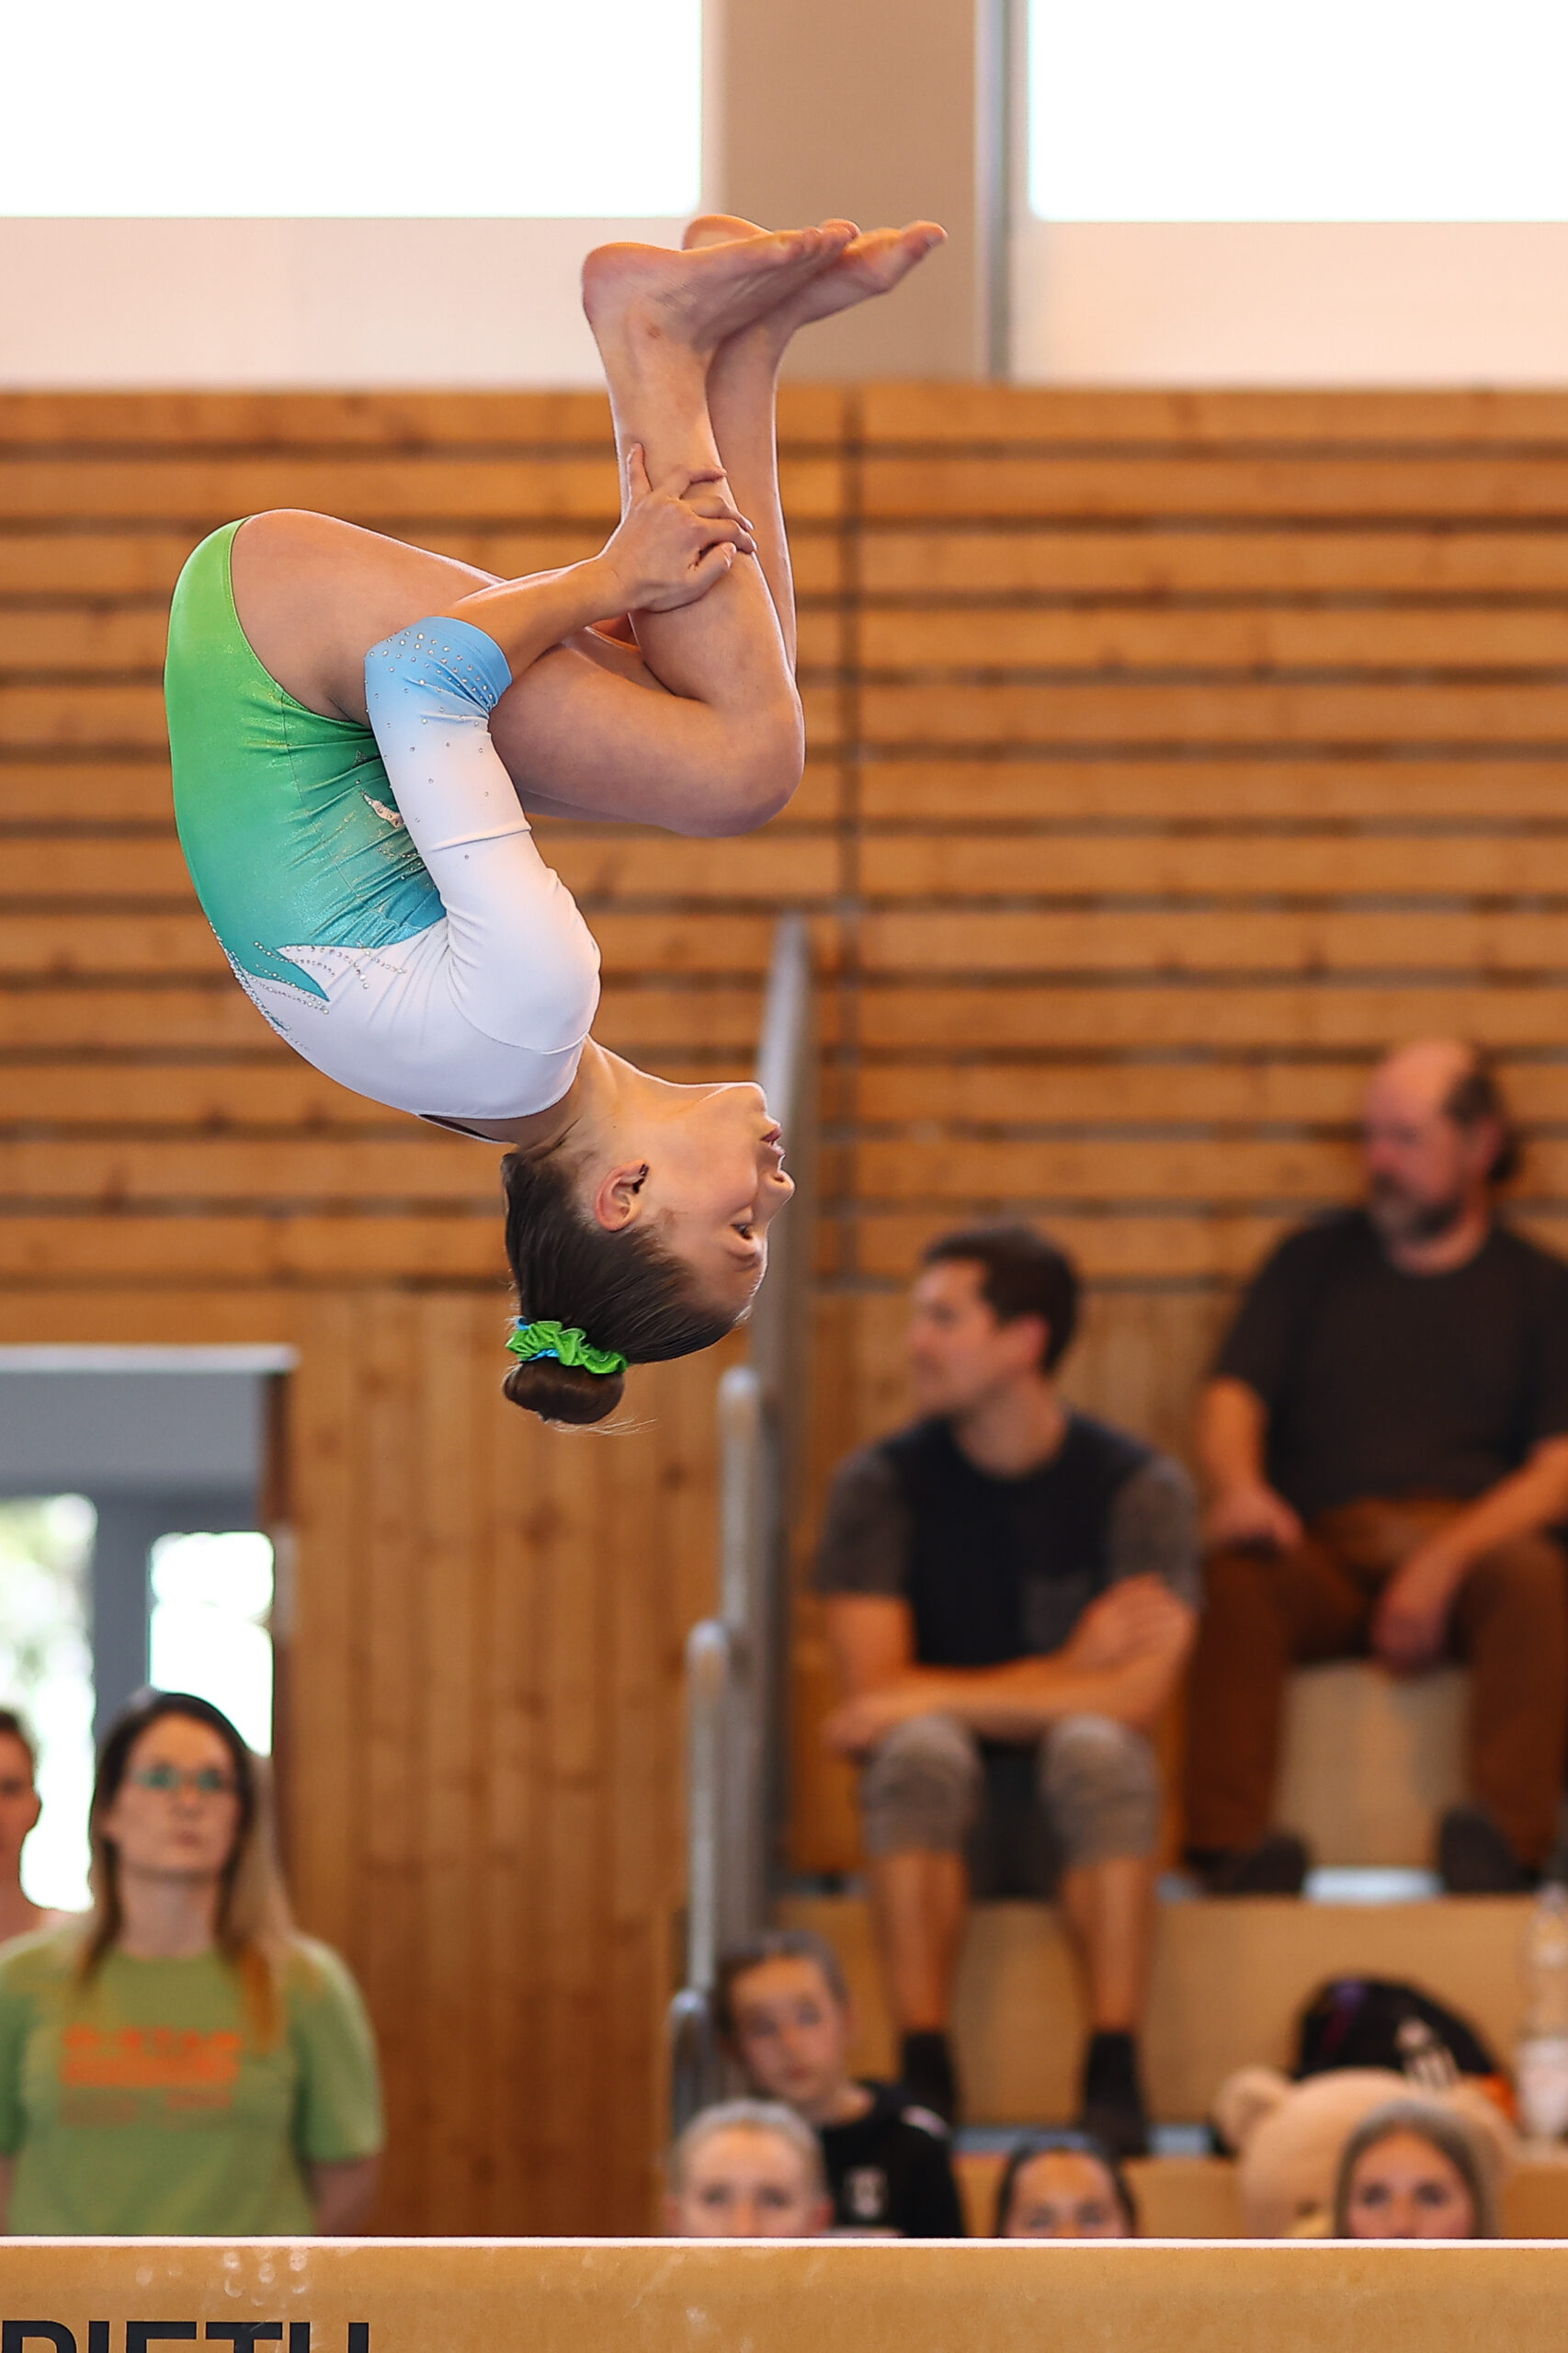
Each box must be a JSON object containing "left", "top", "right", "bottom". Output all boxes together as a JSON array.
[{"left": 0, "top": 1927, "right": 383, "bottom": 2235}]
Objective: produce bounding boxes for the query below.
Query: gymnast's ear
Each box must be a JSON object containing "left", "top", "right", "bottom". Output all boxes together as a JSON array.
[
  {"left": 589, "top": 1160, "right": 650, "bottom": 1233},
  {"left": 502, "top": 1356, "right": 626, "bottom": 1427}
]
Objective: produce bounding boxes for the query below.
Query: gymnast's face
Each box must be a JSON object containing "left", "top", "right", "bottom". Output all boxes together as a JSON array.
[{"left": 596, "top": 1080, "right": 794, "bottom": 1315}]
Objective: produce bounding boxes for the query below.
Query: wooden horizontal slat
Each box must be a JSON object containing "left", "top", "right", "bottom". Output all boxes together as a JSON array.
[
  {"left": 0, "top": 453, "right": 844, "bottom": 526},
  {"left": 0, "top": 609, "right": 169, "bottom": 673},
  {"left": 0, "top": 384, "right": 847, "bottom": 448},
  {"left": 0, "top": 1211, "right": 506, "bottom": 1280},
  {"left": 0, "top": 913, "right": 224, "bottom": 975},
  {"left": 0, "top": 835, "right": 189, "bottom": 892},
  {"left": 852, "top": 1133, "right": 1568, "bottom": 1203},
  {"left": 0, "top": 392, "right": 615, "bottom": 448},
  {"left": 0, "top": 759, "right": 173, "bottom": 823},
  {"left": 0, "top": 681, "right": 168, "bottom": 750},
  {"left": 858, "top": 385, "right": 1568, "bottom": 448},
  {"left": 543, "top": 829, "right": 840, "bottom": 902},
  {"left": 863, "top": 455, "right": 1568, "bottom": 525},
  {"left": 858, "top": 983, "right": 1568, "bottom": 1051},
  {"left": 861, "top": 832, "right": 1568, "bottom": 898},
  {"left": 858, "top": 529, "right": 1568, "bottom": 598},
  {"left": 0, "top": 986, "right": 274, "bottom": 1050},
  {"left": 859, "top": 908, "right": 1568, "bottom": 975},
  {"left": 0, "top": 1060, "right": 405, "bottom": 1128},
  {"left": 0, "top": 533, "right": 200, "bottom": 598},
  {"left": 862, "top": 679, "right": 1568, "bottom": 747},
  {"left": 851, "top": 1204, "right": 1568, "bottom": 1282},
  {"left": 0, "top": 1134, "right": 503, "bottom": 1201},
  {"left": 854, "top": 1059, "right": 1568, "bottom": 1129},
  {"left": 856, "top": 759, "right": 1568, "bottom": 824},
  {"left": 860, "top": 607, "right": 1568, "bottom": 671}
]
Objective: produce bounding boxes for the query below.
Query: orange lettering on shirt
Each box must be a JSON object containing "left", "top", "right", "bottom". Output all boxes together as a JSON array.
[{"left": 61, "top": 2025, "right": 244, "bottom": 2090}]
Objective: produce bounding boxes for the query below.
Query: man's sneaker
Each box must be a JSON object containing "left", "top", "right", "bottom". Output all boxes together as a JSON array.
[
  {"left": 1199, "top": 1831, "right": 1312, "bottom": 1897},
  {"left": 1437, "top": 1802, "right": 1530, "bottom": 1894}
]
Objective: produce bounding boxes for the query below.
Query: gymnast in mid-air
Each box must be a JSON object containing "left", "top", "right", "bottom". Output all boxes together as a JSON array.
[{"left": 166, "top": 217, "right": 942, "bottom": 1423}]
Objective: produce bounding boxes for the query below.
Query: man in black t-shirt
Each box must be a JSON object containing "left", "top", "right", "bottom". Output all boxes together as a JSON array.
[
  {"left": 1185, "top": 1039, "right": 1568, "bottom": 1896},
  {"left": 717, "top": 1929, "right": 965, "bottom": 2236},
  {"left": 813, "top": 1223, "right": 1199, "bottom": 2154}
]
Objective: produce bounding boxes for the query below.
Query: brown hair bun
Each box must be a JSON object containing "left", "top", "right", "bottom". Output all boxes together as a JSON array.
[{"left": 501, "top": 1355, "right": 626, "bottom": 1428}]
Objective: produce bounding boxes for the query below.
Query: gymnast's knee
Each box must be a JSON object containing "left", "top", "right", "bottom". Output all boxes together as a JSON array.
[
  {"left": 1041, "top": 1713, "right": 1162, "bottom": 1869},
  {"left": 858, "top": 1711, "right": 982, "bottom": 1858},
  {"left": 680, "top": 693, "right": 805, "bottom": 835}
]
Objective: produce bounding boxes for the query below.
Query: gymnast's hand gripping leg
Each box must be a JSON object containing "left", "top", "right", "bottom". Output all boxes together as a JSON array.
[{"left": 576, "top": 229, "right": 851, "bottom": 832}]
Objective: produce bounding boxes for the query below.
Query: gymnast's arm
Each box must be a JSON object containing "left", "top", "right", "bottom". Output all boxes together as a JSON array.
[
  {"left": 442, "top": 446, "right": 753, "bottom": 675},
  {"left": 361, "top": 458, "right": 753, "bottom": 1059}
]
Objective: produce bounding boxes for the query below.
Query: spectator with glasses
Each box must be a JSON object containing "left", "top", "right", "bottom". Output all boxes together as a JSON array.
[{"left": 0, "top": 1688, "right": 382, "bottom": 2234}]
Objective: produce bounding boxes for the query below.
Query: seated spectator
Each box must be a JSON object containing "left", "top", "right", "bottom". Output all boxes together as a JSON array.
[
  {"left": 0, "top": 1688, "right": 383, "bottom": 2234},
  {"left": 1332, "top": 2098, "right": 1497, "bottom": 2239},
  {"left": 0, "top": 1710, "right": 67, "bottom": 1945},
  {"left": 994, "top": 2130, "right": 1138, "bottom": 2238},
  {"left": 665, "top": 2100, "right": 833, "bottom": 2237},
  {"left": 815, "top": 1223, "right": 1199, "bottom": 2154},
  {"left": 1184, "top": 1040, "right": 1568, "bottom": 1895},
  {"left": 717, "top": 1927, "right": 964, "bottom": 2236}
]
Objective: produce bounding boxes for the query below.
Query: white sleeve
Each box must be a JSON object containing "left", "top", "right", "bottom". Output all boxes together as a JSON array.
[{"left": 363, "top": 617, "right": 600, "bottom": 1056}]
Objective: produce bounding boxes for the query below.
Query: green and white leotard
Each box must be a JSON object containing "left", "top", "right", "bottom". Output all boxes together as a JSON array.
[{"left": 165, "top": 520, "right": 600, "bottom": 1122}]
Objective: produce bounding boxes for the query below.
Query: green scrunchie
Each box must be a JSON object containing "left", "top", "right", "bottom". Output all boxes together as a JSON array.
[{"left": 506, "top": 1320, "right": 627, "bottom": 1379}]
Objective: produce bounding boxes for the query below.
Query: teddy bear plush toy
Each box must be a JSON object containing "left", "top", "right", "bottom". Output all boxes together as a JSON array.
[{"left": 1212, "top": 2064, "right": 1517, "bottom": 2237}]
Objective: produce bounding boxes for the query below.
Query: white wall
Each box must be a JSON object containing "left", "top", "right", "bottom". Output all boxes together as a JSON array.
[
  {"left": 1011, "top": 222, "right": 1568, "bottom": 383},
  {"left": 0, "top": 219, "right": 684, "bottom": 386}
]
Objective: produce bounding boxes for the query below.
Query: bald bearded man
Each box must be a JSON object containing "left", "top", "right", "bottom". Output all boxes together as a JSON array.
[{"left": 1185, "top": 1040, "right": 1568, "bottom": 1895}]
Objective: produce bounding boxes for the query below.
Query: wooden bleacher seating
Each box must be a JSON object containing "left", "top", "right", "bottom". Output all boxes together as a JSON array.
[
  {"left": 1278, "top": 1664, "right": 1469, "bottom": 1867},
  {"left": 778, "top": 1892, "right": 1534, "bottom": 2123}
]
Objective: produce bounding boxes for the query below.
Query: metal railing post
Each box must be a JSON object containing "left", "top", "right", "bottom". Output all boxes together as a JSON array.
[{"left": 666, "top": 915, "right": 815, "bottom": 2140}]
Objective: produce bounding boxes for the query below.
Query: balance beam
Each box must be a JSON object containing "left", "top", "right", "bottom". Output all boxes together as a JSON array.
[{"left": 1, "top": 2238, "right": 1565, "bottom": 2353}]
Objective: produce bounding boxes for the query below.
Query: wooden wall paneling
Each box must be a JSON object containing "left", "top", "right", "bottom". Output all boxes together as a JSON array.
[
  {"left": 10, "top": 383, "right": 1568, "bottom": 2182},
  {"left": 286, "top": 1292, "right": 363, "bottom": 1964},
  {"left": 418, "top": 1292, "right": 487, "bottom": 2233},
  {"left": 481, "top": 1360, "right": 546, "bottom": 2232},
  {"left": 534, "top": 1386, "right": 614, "bottom": 2232},
  {"left": 358, "top": 1289, "right": 428, "bottom": 2225}
]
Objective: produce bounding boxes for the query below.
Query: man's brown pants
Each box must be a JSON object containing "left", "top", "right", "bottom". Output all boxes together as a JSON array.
[{"left": 1183, "top": 1498, "right": 1568, "bottom": 1869}]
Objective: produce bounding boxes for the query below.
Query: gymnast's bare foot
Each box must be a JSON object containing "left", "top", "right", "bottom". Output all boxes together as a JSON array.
[
  {"left": 582, "top": 226, "right": 854, "bottom": 362},
  {"left": 683, "top": 213, "right": 946, "bottom": 331}
]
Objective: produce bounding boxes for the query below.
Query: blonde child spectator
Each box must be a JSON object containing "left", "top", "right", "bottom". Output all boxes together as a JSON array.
[{"left": 666, "top": 2100, "right": 832, "bottom": 2238}]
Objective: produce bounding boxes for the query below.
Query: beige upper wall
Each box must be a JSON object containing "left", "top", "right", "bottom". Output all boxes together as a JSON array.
[{"left": 718, "top": 0, "right": 991, "bottom": 378}]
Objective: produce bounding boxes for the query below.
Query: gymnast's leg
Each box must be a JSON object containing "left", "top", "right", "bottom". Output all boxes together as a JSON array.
[
  {"left": 683, "top": 212, "right": 946, "bottom": 671},
  {"left": 483, "top": 226, "right": 855, "bottom": 835},
  {"left": 490, "top": 215, "right": 946, "bottom": 828}
]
